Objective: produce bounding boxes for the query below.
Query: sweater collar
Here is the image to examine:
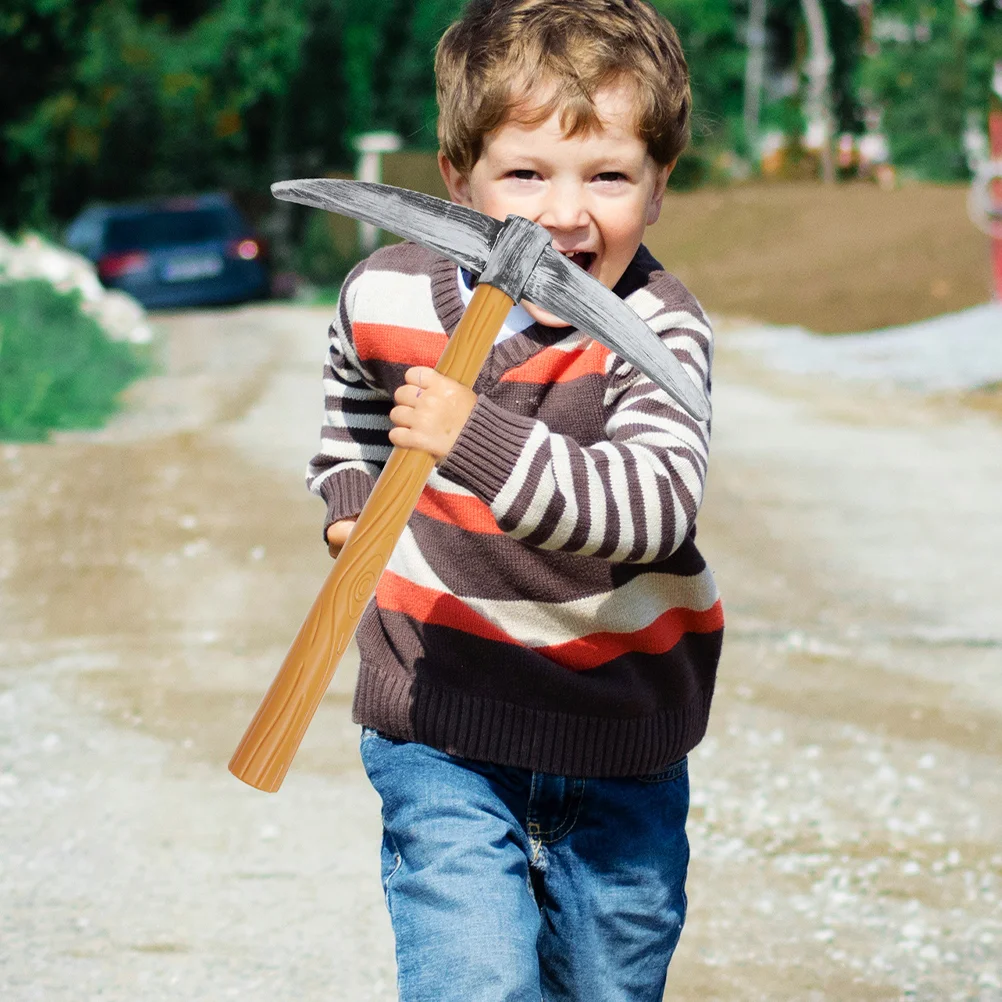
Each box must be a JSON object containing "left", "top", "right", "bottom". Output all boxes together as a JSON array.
[{"left": 427, "top": 245, "right": 661, "bottom": 377}]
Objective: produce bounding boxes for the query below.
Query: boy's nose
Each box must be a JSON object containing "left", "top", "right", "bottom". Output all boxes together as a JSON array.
[{"left": 536, "top": 186, "right": 590, "bottom": 234}]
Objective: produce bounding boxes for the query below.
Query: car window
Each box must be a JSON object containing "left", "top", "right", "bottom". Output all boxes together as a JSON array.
[
  {"left": 105, "top": 207, "right": 243, "bottom": 250},
  {"left": 65, "top": 215, "right": 105, "bottom": 257}
]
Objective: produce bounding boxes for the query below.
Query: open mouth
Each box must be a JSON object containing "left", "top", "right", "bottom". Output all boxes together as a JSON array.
[{"left": 561, "top": 251, "right": 596, "bottom": 273}]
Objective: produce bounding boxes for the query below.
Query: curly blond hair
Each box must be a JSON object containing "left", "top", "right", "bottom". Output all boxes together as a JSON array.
[{"left": 435, "top": 0, "right": 691, "bottom": 174}]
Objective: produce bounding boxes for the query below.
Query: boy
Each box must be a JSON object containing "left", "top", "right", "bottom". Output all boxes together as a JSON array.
[{"left": 308, "top": 1, "right": 723, "bottom": 998}]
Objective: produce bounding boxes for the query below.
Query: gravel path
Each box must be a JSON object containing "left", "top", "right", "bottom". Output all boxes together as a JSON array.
[
  {"left": 1, "top": 303, "right": 999, "bottom": 1001},
  {"left": 726, "top": 304, "right": 1002, "bottom": 393}
]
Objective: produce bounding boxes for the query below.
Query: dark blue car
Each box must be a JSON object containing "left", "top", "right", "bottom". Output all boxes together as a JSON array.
[{"left": 65, "top": 193, "right": 271, "bottom": 310}]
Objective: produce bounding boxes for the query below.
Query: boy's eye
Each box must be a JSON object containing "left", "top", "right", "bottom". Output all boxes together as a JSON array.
[
  {"left": 595, "top": 172, "right": 627, "bottom": 182},
  {"left": 507, "top": 169, "right": 538, "bottom": 180}
]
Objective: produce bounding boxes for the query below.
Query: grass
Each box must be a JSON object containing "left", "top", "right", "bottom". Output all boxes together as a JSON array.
[{"left": 0, "top": 278, "right": 150, "bottom": 441}]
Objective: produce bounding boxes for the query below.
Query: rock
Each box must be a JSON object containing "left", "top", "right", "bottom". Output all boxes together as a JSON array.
[{"left": 0, "top": 231, "right": 152, "bottom": 345}]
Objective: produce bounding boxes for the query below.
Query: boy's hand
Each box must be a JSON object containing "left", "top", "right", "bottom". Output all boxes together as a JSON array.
[
  {"left": 326, "top": 518, "right": 357, "bottom": 559},
  {"left": 389, "top": 367, "right": 477, "bottom": 462}
]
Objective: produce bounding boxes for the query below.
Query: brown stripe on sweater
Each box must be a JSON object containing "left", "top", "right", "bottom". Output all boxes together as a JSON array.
[
  {"left": 586, "top": 445, "right": 624, "bottom": 561},
  {"left": 407, "top": 517, "right": 712, "bottom": 603},
  {"left": 353, "top": 616, "right": 721, "bottom": 777},
  {"left": 520, "top": 486, "right": 568, "bottom": 550},
  {"left": 495, "top": 442, "right": 551, "bottom": 527},
  {"left": 408, "top": 516, "right": 628, "bottom": 602},
  {"left": 360, "top": 610, "right": 720, "bottom": 716},
  {"left": 563, "top": 452, "right": 594, "bottom": 553}
]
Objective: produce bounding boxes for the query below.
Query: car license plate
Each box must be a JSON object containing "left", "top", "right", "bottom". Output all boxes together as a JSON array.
[{"left": 163, "top": 254, "right": 223, "bottom": 282}]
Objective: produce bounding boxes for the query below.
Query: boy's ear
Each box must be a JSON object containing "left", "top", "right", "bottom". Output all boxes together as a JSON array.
[
  {"left": 646, "top": 158, "right": 677, "bottom": 226},
  {"left": 438, "top": 152, "right": 473, "bottom": 207}
]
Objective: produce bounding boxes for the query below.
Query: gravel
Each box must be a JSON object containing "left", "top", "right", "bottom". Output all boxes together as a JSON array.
[
  {"left": 1, "top": 302, "right": 999, "bottom": 1001},
  {"left": 724, "top": 303, "right": 1002, "bottom": 392}
]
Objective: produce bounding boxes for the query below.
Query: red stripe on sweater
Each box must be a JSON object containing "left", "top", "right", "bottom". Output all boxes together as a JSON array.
[
  {"left": 377, "top": 572, "right": 725, "bottom": 672},
  {"left": 376, "top": 572, "right": 516, "bottom": 645},
  {"left": 354, "top": 322, "right": 447, "bottom": 368},
  {"left": 500, "top": 341, "right": 609, "bottom": 384},
  {"left": 537, "top": 599, "right": 725, "bottom": 671},
  {"left": 415, "top": 486, "right": 504, "bottom": 535}
]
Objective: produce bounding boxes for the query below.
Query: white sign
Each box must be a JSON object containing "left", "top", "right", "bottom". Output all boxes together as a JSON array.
[{"left": 352, "top": 132, "right": 403, "bottom": 254}]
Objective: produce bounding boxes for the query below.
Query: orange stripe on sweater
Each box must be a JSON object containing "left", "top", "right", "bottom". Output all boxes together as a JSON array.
[
  {"left": 377, "top": 573, "right": 725, "bottom": 672},
  {"left": 537, "top": 599, "right": 725, "bottom": 671},
  {"left": 415, "top": 487, "right": 504, "bottom": 535},
  {"left": 376, "top": 572, "right": 517, "bottom": 646},
  {"left": 500, "top": 341, "right": 609, "bottom": 384},
  {"left": 354, "top": 322, "right": 447, "bottom": 368}
]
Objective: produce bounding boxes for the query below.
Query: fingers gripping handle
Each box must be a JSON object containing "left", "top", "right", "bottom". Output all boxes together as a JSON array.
[{"left": 228, "top": 283, "right": 515, "bottom": 792}]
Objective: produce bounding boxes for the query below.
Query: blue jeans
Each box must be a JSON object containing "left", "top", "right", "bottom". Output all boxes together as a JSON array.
[{"left": 359, "top": 728, "right": 690, "bottom": 1002}]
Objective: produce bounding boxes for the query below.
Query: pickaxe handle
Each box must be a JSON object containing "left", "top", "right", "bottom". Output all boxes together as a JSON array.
[{"left": 229, "top": 282, "right": 515, "bottom": 791}]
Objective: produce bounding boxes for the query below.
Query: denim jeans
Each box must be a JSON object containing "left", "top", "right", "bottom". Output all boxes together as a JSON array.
[{"left": 359, "top": 727, "right": 690, "bottom": 1002}]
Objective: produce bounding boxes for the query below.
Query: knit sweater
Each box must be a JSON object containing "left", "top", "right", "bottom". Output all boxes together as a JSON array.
[{"left": 307, "top": 240, "right": 724, "bottom": 777}]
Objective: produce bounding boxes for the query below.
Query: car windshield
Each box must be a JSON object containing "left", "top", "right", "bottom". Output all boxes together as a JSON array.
[{"left": 105, "top": 207, "right": 242, "bottom": 251}]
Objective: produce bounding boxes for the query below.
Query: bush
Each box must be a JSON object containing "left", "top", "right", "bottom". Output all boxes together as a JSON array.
[
  {"left": 0, "top": 278, "right": 149, "bottom": 442},
  {"left": 668, "top": 150, "right": 712, "bottom": 191},
  {"left": 294, "top": 210, "right": 362, "bottom": 287}
]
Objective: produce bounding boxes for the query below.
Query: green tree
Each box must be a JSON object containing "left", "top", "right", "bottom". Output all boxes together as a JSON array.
[
  {"left": 0, "top": 0, "right": 103, "bottom": 230},
  {"left": 861, "top": 0, "right": 1002, "bottom": 181},
  {"left": 381, "top": 0, "right": 467, "bottom": 148},
  {"left": 654, "top": 0, "right": 748, "bottom": 150}
]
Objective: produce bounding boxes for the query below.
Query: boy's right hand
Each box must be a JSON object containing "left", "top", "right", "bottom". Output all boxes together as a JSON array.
[{"left": 326, "top": 518, "right": 357, "bottom": 559}]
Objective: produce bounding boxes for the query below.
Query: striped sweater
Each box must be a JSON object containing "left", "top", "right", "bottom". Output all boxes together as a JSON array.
[{"left": 307, "top": 240, "right": 723, "bottom": 777}]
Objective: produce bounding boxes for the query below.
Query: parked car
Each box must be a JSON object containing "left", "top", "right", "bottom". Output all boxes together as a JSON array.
[{"left": 64, "top": 193, "right": 271, "bottom": 309}]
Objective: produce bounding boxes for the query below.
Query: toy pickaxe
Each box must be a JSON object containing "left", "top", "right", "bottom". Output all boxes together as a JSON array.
[{"left": 229, "top": 178, "right": 709, "bottom": 792}]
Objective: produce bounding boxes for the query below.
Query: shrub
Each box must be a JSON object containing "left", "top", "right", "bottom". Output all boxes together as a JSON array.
[
  {"left": 0, "top": 278, "right": 149, "bottom": 442},
  {"left": 295, "top": 209, "right": 362, "bottom": 287}
]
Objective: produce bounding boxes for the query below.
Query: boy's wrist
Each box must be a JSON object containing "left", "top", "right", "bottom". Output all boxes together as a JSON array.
[
  {"left": 319, "top": 468, "right": 376, "bottom": 542},
  {"left": 438, "top": 396, "right": 537, "bottom": 503}
]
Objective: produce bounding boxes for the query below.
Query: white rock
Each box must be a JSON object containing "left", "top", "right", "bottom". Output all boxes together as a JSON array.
[{"left": 0, "top": 230, "right": 152, "bottom": 345}]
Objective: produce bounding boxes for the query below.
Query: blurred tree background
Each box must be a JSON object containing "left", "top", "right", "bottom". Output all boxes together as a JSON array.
[
  {"left": 2, "top": 0, "right": 1001, "bottom": 245},
  {"left": 861, "top": 0, "right": 1002, "bottom": 182}
]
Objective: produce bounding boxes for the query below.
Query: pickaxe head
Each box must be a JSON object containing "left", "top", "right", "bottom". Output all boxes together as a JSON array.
[{"left": 272, "top": 178, "right": 709, "bottom": 422}]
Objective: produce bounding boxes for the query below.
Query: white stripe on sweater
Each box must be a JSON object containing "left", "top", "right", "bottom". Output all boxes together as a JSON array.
[
  {"left": 574, "top": 448, "right": 608, "bottom": 558},
  {"left": 307, "top": 460, "right": 380, "bottom": 495},
  {"left": 426, "top": 469, "right": 477, "bottom": 496},
  {"left": 493, "top": 421, "right": 549, "bottom": 526},
  {"left": 507, "top": 454, "right": 558, "bottom": 541},
  {"left": 647, "top": 309, "right": 713, "bottom": 342},
  {"left": 322, "top": 376, "right": 392, "bottom": 401},
  {"left": 546, "top": 436, "right": 579, "bottom": 550},
  {"left": 321, "top": 410, "right": 393, "bottom": 431},
  {"left": 387, "top": 527, "right": 719, "bottom": 646},
  {"left": 313, "top": 440, "right": 391, "bottom": 462},
  {"left": 353, "top": 272, "right": 443, "bottom": 332},
  {"left": 591, "top": 441, "right": 634, "bottom": 561}
]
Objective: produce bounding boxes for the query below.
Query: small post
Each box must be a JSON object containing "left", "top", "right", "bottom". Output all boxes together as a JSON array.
[
  {"left": 990, "top": 63, "right": 1002, "bottom": 301},
  {"left": 743, "top": 0, "right": 768, "bottom": 163},
  {"left": 800, "top": 0, "right": 835, "bottom": 184},
  {"left": 352, "top": 132, "right": 402, "bottom": 255}
]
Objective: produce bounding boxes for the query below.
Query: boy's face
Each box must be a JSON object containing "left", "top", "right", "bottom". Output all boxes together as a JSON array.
[{"left": 439, "top": 80, "right": 673, "bottom": 327}]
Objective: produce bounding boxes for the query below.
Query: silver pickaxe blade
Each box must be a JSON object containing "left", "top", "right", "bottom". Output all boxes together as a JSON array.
[
  {"left": 272, "top": 178, "right": 500, "bottom": 275},
  {"left": 523, "top": 246, "right": 709, "bottom": 421},
  {"left": 272, "top": 178, "right": 709, "bottom": 422}
]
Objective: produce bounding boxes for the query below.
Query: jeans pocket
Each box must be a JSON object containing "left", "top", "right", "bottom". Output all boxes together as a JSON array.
[{"left": 635, "top": 756, "right": 688, "bottom": 784}]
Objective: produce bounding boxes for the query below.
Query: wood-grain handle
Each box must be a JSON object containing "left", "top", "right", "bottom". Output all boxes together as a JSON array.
[{"left": 229, "top": 282, "right": 514, "bottom": 792}]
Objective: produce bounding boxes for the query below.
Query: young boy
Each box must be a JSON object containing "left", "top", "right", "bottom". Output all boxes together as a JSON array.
[{"left": 309, "top": 1, "right": 723, "bottom": 998}]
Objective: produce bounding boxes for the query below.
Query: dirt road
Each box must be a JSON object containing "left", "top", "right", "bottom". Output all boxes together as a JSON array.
[{"left": 1, "top": 303, "right": 999, "bottom": 1001}]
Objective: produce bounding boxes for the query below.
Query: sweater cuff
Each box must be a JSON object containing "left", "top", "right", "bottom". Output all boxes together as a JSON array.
[
  {"left": 438, "top": 396, "right": 538, "bottom": 504},
  {"left": 317, "top": 468, "right": 376, "bottom": 542}
]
